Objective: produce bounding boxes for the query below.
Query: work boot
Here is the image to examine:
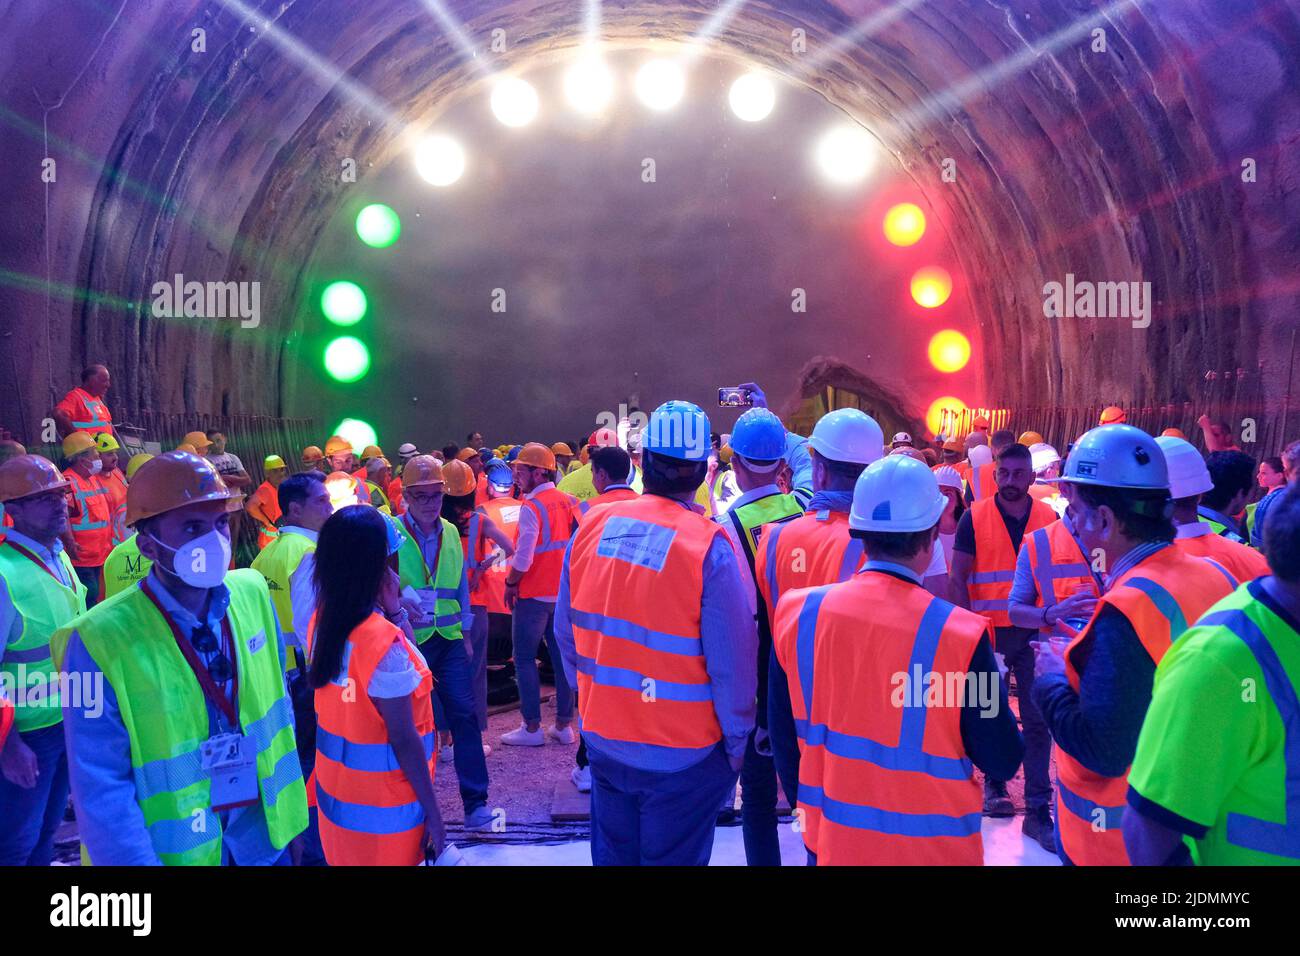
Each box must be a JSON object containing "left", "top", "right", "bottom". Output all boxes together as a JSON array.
[
  {"left": 500, "top": 723, "right": 544, "bottom": 746},
  {"left": 983, "top": 780, "right": 1015, "bottom": 817},
  {"left": 1022, "top": 805, "right": 1056, "bottom": 853}
]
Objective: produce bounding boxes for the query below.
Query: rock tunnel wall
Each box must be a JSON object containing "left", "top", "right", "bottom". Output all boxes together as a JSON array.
[{"left": 1, "top": 0, "right": 1296, "bottom": 438}]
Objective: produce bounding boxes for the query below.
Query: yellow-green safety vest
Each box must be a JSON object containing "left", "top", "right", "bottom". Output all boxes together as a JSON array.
[
  {"left": 724, "top": 491, "right": 804, "bottom": 582},
  {"left": 250, "top": 529, "right": 315, "bottom": 671},
  {"left": 396, "top": 516, "right": 465, "bottom": 644},
  {"left": 102, "top": 533, "right": 152, "bottom": 600},
  {"left": 52, "top": 570, "right": 306, "bottom": 865},
  {"left": 0, "top": 540, "right": 86, "bottom": 731}
]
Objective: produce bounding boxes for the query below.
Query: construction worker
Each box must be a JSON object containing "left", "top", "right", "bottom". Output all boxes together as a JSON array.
[
  {"left": 1030, "top": 425, "right": 1236, "bottom": 865},
  {"left": 551, "top": 442, "right": 575, "bottom": 474},
  {"left": 1028, "top": 442, "right": 1066, "bottom": 513},
  {"left": 558, "top": 428, "right": 620, "bottom": 502},
  {"left": 964, "top": 429, "right": 1013, "bottom": 503},
  {"left": 183, "top": 429, "right": 214, "bottom": 458},
  {"left": 61, "top": 431, "right": 113, "bottom": 606},
  {"left": 51, "top": 365, "right": 113, "bottom": 439},
  {"left": 0, "top": 455, "right": 87, "bottom": 865},
  {"left": 1158, "top": 437, "right": 1269, "bottom": 583},
  {"left": 0, "top": 439, "right": 27, "bottom": 528},
  {"left": 100, "top": 454, "right": 156, "bottom": 599},
  {"left": 734, "top": 382, "right": 815, "bottom": 507},
  {"left": 1018, "top": 431, "right": 1044, "bottom": 447},
  {"left": 442, "top": 460, "right": 515, "bottom": 750},
  {"left": 206, "top": 431, "right": 252, "bottom": 491},
  {"left": 554, "top": 400, "right": 756, "bottom": 865},
  {"left": 1198, "top": 450, "right": 1256, "bottom": 543},
  {"left": 933, "top": 465, "right": 965, "bottom": 567},
  {"left": 353, "top": 444, "right": 384, "bottom": 482},
  {"left": 393, "top": 455, "right": 493, "bottom": 829},
  {"left": 890, "top": 431, "right": 914, "bottom": 450},
  {"left": 1124, "top": 484, "right": 1300, "bottom": 865},
  {"left": 246, "top": 454, "right": 288, "bottom": 550},
  {"left": 323, "top": 435, "right": 354, "bottom": 475},
  {"left": 391, "top": 443, "right": 419, "bottom": 514},
  {"left": 938, "top": 437, "right": 964, "bottom": 470},
  {"left": 753, "top": 408, "right": 884, "bottom": 813},
  {"left": 950, "top": 441, "right": 1057, "bottom": 824},
  {"left": 364, "top": 457, "right": 394, "bottom": 513},
  {"left": 769, "top": 455, "right": 1024, "bottom": 865},
  {"left": 56, "top": 451, "right": 307, "bottom": 864},
  {"left": 96, "top": 432, "right": 129, "bottom": 545},
  {"left": 1251, "top": 439, "right": 1299, "bottom": 551},
  {"left": 574, "top": 446, "right": 638, "bottom": 519},
  {"left": 300, "top": 445, "right": 326, "bottom": 474},
  {"left": 500, "top": 443, "right": 577, "bottom": 746},
  {"left": 1099, "top": 405, "right": 1127, "bottom": 426}
]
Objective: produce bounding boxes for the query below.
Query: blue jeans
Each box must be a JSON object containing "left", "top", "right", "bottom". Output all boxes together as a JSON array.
[
  {"left": 468, "top": 606, "right": 489, "bottom": 732},
  {"left": 511, "top": 598, "right": 572, "bottom": 725},
  {"left": 991, "top": 626, "right": 1051, "bottom": 810},
  {"left": 588, "top": 744, "right": 737, "bottom": 866},
  {"left": 418, "top": 636, "right": 490, "bottom": 814},
  {"left": 0, "top": 722, "right": 70, "bottom": 865},
  {"left": 741, "top": 728, "right": 782, "bottom": 866}
]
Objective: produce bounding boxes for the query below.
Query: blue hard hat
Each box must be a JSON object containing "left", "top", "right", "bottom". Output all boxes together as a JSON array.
[
  {"left": 643, "top": 400, "right": 711, "bottom": 462},
  {"left": 730, "top": 407, "right": 787, "bottom": 461},
  {"left": 505, "top": 445, "right": 522, "bottom": 463},
  {"left": 1060, "top": 424, "right": 1169, "bottom": 491},
  {"left": 485, "top": 461, "right": 512, "bottom": 486}
]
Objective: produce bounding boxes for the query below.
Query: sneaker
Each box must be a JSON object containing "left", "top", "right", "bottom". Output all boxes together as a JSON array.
[
  {"left": 482, "top": 743, "right": 493, "bottom": 758},
  {"left": 438, "top": 743, "right": 454, "bottom": 763},
  {"left": 1022, "top": 805, "right": 1056, "bottom": 853},
  {"left": 548, "top": 724, "right": 576, "bottom": 745},
  {"left": 464, "top": 805, "right": 496, "bottom": 830},
  {"left": 500, "top": 723, "right": 545, "bottom": 747},
  {"left": 571, "top": 765, "right": 592, "bottom": 793},
  {"left": 983, "top": 780, "right": 1015, "bottom": 817}
]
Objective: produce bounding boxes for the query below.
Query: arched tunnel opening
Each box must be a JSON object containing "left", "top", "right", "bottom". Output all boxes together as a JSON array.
[{"left": 2, "top": 0, "right": 1300, "bottom": 877}]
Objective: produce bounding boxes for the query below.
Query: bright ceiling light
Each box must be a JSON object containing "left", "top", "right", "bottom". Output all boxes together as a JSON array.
[
  {"left": 928, "top": 330, "right": 971, "bottom": 373},
  {"left": 926, "top": 396, "right": 968, "bottom": 437},
  {"left": 324, "top": 337, "right": 371, "bottom": 384},
  {"left": 728, "top": 72, "right": 775, "bottom": 122},
  {"left": 564, "top": 54, "right": 615, "bottom": 115},
  {"left": 635, "top": 59, "right": 685, "bottom": 111},
  {"left": 815, "top": 124, "right": 875, "bottom": 185},
  {"left": 883, "top": 202, "right": 926, "bottom": 246},
  {"left": 911, "top": 266, "right": 953, "bottom": 309},
  {"left": 491, "top": 76, "right": 539, "bottom": 127},
  {"left": 414, "top": 134, "right": 465, "bottom": 186}
]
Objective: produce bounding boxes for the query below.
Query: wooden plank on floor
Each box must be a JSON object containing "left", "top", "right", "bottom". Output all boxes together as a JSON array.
[{"left": 551, "top": 776, "right": 591, "bottom": 821}]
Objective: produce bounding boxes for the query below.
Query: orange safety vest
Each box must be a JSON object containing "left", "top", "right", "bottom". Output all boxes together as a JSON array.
[
  {"left": 967, "top": 462, "right": 997, "bottom": 501},
  {"left": 459, "top": 510, "right": 489, "bottom": 607},
  {"left": 518, "top": 487, "right": 577, "bottom": 600},
  {"left": 755, "top": 508, "right": 863, "bottom": 623},
  {"left": 968, "top": 497, "right": 1055, "bottom": 628},
  {"left": 310, "top": 612, "right": 435, "bottom": 866},
  {"left": 567, "top": 495, "right": 724, "bottom": 754},
  {"left": 57, "top": 387, "right": 112, "bottom": 435},
  {"left": 477, "top": 497, "right": 520, "bottom": 614},
  {"left": 773, "top": 571, "right": 989, "bottom": 865},
  {"left": 575, "top": 486, "right": 638, "bottom": 523},
  {"left": 102, "top": 469, "right": 129, "bottom": 545},
  {"left": 0, "top": 691, "right": 12, "bottom": 751},
  {"left": 1056, "top": 545, "right": 1236, "bottom": 865},
  {"left": 1174, "top": 532, "right": 1267, "bottom": 584},
  {"left": 1020, "top": 519, "right": 1101, "bottom": 638},
  {"left": 251, "top": 481, "right": 282, "bottom": 550},
  {"left": 65, "top": 469, "right": 113, "bottom": 567},
  {"left": 388, "top": 477, "right": 405, "bottom": 515},
  {"left": 475, "top": 473, "right": 489, "bottom": 508}
]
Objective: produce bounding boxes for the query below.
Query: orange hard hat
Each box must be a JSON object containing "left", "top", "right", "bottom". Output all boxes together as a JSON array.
[
  {"left": 360, "top": 444, "right": 383, "bottom": 460},
  {"left": 971, "top": 415, "right": 990, "bottom": 430},
  {"left": 0, "top": 455, "right": 72, "bottom": 503},
  {"left": 182, "top": 430, "right": 213, "bottom": 449},
  {"left": 324, "top": 471, "right": 363, "bottom": 509},
  {"left": 1160, "top": 427, "right": 1188, "bottom": 440},
  {"left": 1099, "top": 406, "right": 1127, "bottom": 425},
  {"left": 587, "top": 428, "right": 618, "bottom": 449},
  {"left": 1018, "top": 431, "right": 1044, "bottom": 447},
  {"left": 401, "top": 455, "right": 445, "bottom": 489},
  {"left": 62, "top": 431, "right": 98, "bottom": 458},
  {"left": 442, "top": 459, "right": 476, "bottom": 497},
  {"left": 125, "top": 451, "right": 243, "bottom": 527},
  {"left": 515, "top": 442, "right": 557, "bottom": 471},
  {"left": 176, "top": 443, "right": 197, "bottom": 454},
  {"left": 550, "top": 442, "right": 573, "bottom": 457},
  {"left": 302, "top": 445, "right": 324, "bottom": 462},
  {"left": 942, "top": 438, "right": 963, "bottom": 453},
  {"left": 324, "top": 435, "right": 352, "bottom": 456},
  {"left": 456, "top": 447, "right": 479, "bottom": 462}
]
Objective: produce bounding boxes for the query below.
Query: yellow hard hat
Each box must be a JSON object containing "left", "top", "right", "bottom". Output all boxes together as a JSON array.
[
  {"left": 360, "top": 444, "right": 383, "bottom": 461},
  {"left": 324, "top": 435, "right": 352, "bottom": 456},
  {"left": 550, "top": 442, "right": 574, "bottom": 457},
  {"left": 302, "top": 445, "right": 324, "bottom": 462},
  {"left": 182, "top": 430, "right": 213, "bottom": 449},
  {"left": 443, "top": 459, "right": 476, "bottom": 497},
  {"left": 0, "top": 454, "right": 72, "bottom": 503},
  {"left": 515, "top": 442, "right": 557, "bottom": 471},
  {"left": 1018, "top": 431, "right": 1044, "bottom": 447},
  {"left": 125, "top": 451, "right": 243, "bottom": 527},
  {"left": 718, "top": 445, "right": 734, "bottom": 465},
  {"left": 62, "top": 431, "right": 97, "bottom": 458},
  {"left": 95, "top": 433, "right": 121, "bottom": 452},
  {"left": 402, "top": 455, "right": 445, "bottom": 489},
  {"left": 1099, "top": 406, "right": 1127, "bottom": 425},
  {"left": 176, "top": 443, "right": 197, "bottom": 454},
  {"left": 264, "top": 454, "right": 287, "bottom": 471},
  {"left": 126, "top": 453, "right": 154, "bottom": 480}
]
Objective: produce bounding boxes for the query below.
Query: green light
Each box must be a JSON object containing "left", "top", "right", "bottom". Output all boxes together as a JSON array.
[
  {"left": 324, "top": 336, "right": 371, "bottom": 383},
  {"left": 335, "top": 418, "right": 379, "bottom": 453},
  {"left": 321, "top": 281, "right": 367, "bottom": 326},
  {"left": 355, "top": 203, "right": 401, "bottom": 248}
]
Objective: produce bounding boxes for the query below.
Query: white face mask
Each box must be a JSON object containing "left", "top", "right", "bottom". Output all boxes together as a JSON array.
[
  {"left": 88, "top": 458, "right": 103, "bottom": 475},
  {"left": 149, "top": 529, "right": 231, "bottom": 588}
]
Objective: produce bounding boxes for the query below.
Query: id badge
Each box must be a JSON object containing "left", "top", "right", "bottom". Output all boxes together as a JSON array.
[
  {"left": 416, "top": 587, "right": 439, "bottom": 617},
  {"left": 201, "top": 732, "right": 258, "bottom": 811}
]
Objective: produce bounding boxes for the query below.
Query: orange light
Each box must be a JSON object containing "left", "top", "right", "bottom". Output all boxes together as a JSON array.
[
  {"left": 926, "top": 396, "right": 968, "bottom": 436},
  {"left": 883, "top": 203, "right": 926, "bottom": 246},
  {"left": 911, "top": 266, "right": 952, "bottom": 309},
  {"left": 928, "top": 330, "right": 971, "bottom": 373}
]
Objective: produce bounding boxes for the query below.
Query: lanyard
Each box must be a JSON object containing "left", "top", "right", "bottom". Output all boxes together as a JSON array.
[
  {"left": 141, "top": 582, "right": 240, "bottom": 730},
  {"left": 2, "top": 539, "right": 73, "bottom": 589},
  {"left": 404, "top": 514, "right": 441, "bottom": 587}
]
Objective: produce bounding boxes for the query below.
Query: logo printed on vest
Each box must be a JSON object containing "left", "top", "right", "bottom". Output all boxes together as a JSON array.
[
  {"left": 596, "top": 517, "right": 677, "bottom": 572},
  {"left": 246, "top": 631, "right": 266, "bottom": 655}
]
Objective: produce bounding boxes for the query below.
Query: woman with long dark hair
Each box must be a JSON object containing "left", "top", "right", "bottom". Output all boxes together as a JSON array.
[{"left": 307, "top": 505, "right": 444, "bottom": 865}]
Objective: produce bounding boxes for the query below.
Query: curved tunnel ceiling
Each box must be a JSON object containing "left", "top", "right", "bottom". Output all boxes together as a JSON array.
[{"left": 1, "top": 0, "right": 1296, "bottom": 437}]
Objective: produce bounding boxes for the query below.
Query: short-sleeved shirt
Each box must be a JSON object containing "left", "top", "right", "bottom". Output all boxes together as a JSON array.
[
  {"left": 953, "top": 495, "right": 1033, "bottom": 556},
  {"left": 208, "top": 451, "right": 246, "bottom": 479},
  {"left": 1127, "top": 579, "right": 1300, "bottom": 865},
  {"left": 54, "top": 387, "right": 112, "bottom": 435}
]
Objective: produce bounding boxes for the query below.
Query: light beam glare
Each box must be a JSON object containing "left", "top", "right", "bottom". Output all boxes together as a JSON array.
[{"left": 416, "top": 0, "right": 491, "bottom": 77}]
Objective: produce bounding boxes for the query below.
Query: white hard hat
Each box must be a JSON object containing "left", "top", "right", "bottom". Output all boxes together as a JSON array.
[
  {"left": 808, "top": 408, "right": 884, "bottom": 466},
  {"left": 398, "top": 442, "right": 419, "bottom": 458},
  {"left": 968, "top": 444, "right": 994, "bottom": 467},
  {"left": 1029, "top": 442, "right": 1061, "bottom": 474},
  {"left": 890, "top": 432, "right": 913, "bottom": 447},
  {"left": 1155, "top": 436, "right": 1213, "bottom": 499},
  {"left": 850, "top": 454, "right": 947, "bottom": 532},
  {"left": 933, "top": 465, "right": 964, "bottom": 492}
]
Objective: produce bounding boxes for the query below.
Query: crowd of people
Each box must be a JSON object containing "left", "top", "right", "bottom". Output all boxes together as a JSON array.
[{"left": 0, "top": 367, "right": 1297, "bottom": 867}]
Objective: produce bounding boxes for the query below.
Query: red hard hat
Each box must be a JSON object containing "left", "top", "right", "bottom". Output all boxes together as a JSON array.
[{"left": 587, "top": 428, "right": 618, "bottom": 449}]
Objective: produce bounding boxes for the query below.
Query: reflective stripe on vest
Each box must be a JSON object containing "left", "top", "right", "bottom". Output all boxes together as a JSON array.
[
  {"left": 1024, "top": 521, "right": 1101, "bottom": 637},
  {"left": 757, "top": 510, "right": 862, "bottom": 622},
  {"left": 726, "top": 491, "right": 803, "bottom": 583},
  {"left": 395, "top": 516, "right": 465, "bottom": 643},
  {"left": 968, "top": 497, "right": 1055, "bottom": 627},
  {"left": 518, "top": 488, "right": 576, "bottom": 600},
  {"left": 68, "top": 390, "right": 111, "bottom": 432}
]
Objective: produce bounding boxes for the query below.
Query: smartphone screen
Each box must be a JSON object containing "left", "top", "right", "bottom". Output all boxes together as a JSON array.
[{"left": 718, "top": 387, "right": 752, "bottom": 407}]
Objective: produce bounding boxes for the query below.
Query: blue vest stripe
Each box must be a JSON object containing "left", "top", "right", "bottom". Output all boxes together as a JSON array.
[
  {"left": 1057, "top": 779, "right": 1124, "bottom": 830},
  {"left": 569, "top": 608, "right": 703, "bottom": 657},
  {"left": 794, "top": 587, "right": 833, "bottom": 718},
  {"left": 800, "top": 784, "right": 982, "bottom": 838},
  {"left": 795, "top": 719, "right": 972, "bottom": 780},
  {"left": 836, "top": 537, "right": 864, "bottom": 583},
  {"left": 317, "top": 726, "right": 435, "bottom": 773},
  {"left": 898, "top": 599, "right": 955, "bottom": 752},
  {"left": 1121, "top": 577, "right": 1187, "bottom": 637},
  {"left": 316, "top": 787, "right": 426, "bottom": 835},
  {"left": 575, "top": 654, "right": 712, "bottom": 702}
]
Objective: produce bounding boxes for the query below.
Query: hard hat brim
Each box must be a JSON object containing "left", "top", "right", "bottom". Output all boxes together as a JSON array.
[{"left": 0, "top": 478, "right": 73, "bottom": 503}]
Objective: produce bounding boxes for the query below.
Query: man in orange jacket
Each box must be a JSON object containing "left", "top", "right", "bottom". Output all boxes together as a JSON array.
[{"left": 61, "top": 432, "right": 113, "bottom": 607}]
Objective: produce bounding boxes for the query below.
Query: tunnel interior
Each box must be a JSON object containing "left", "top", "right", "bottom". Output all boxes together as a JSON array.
[{"left": 2, "top": 0, "right": 1297, "bottom": 450}]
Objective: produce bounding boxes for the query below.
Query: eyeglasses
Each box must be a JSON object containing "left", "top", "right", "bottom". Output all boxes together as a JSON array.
[
  {"left": 191, "top": 625, "right": 234, "bottom": 683},
  {"left": 406, "top": 491, "right": 443, "bottom": 506}
]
